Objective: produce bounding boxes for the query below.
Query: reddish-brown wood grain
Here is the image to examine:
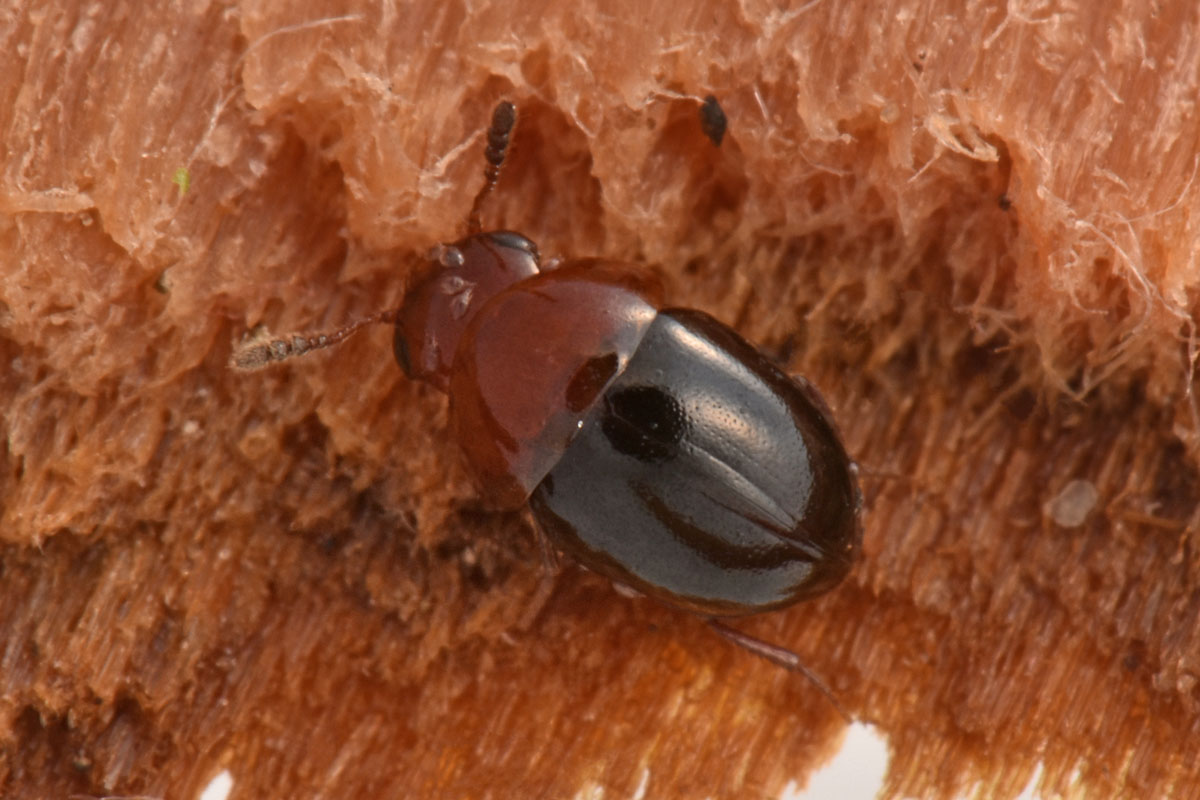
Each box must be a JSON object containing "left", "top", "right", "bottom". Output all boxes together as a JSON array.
[{"left": 2, "top": 1, "right": 1199, "bottom": 798}]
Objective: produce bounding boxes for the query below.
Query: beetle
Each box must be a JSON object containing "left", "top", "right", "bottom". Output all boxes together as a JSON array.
[{"left": 234, "top": 99, "right": 862, "bottom": 712}]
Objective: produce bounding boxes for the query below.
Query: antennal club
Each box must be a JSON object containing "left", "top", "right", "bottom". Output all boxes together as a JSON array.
[{"left": 467, "top": 100, "right": 517, "bottom": 234}]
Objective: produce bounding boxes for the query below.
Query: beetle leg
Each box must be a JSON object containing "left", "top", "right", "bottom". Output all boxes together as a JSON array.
[
  {"left": 537, "top": 531, "right": 559, "bottom": 572},
  {"left": 523, "top": 510, "right": 560, "bottom": 573},
  {"left": 706, "top": 619, "right": 850, "bottom": 722}
]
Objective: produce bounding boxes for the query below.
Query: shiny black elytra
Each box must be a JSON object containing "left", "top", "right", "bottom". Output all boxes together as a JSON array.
[
  {"left": 234, "top": 99, "right": 862, "bottom": 712},
  {"left": 529, "top": 306, "right": 860, "bottom": 617}
]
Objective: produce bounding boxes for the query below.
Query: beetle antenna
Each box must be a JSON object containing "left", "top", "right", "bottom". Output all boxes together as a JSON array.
[
  {"left": 230, "top": 308, "right": 400, "bottom": 371},
  {"left": 707, "top": 619, "right": 851, "bottom": 722},
  {"left": 466, "top": 100, "right": 517, "bottom": 234}
]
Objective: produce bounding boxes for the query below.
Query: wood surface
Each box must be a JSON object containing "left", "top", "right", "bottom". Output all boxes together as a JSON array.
[{"left": 2, "top": 2, "right": 1198, "bottom": 797}]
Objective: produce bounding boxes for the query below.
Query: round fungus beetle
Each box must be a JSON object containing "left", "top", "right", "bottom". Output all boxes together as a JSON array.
[{"left": 235, "top": 99, "right": 863, "bottom": 711}]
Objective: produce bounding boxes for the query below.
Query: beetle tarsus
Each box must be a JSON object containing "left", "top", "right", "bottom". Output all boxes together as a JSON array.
[{"left": 707, "top": 619, "right": 850, "bottom": 722}]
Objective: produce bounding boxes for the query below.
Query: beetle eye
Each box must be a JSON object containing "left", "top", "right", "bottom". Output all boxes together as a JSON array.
[
  {"left": 486, "top": 231, "right": 539, "bottom": 260},
  {"left": 600, "top": 385, "right": 687, "bottom": 463},
  {"left": 429, "top": 244, "right": 465, "bottom": 268}
]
